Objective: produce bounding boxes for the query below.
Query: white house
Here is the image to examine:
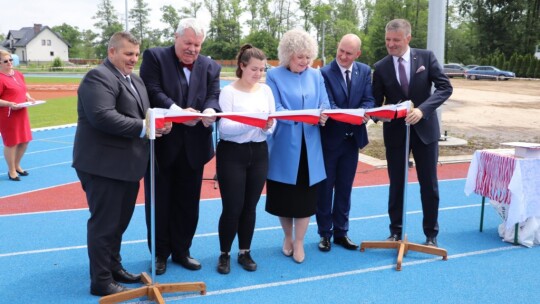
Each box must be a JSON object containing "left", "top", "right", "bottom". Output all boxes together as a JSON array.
[{"left": 1, "top": 24, "right": 70, "bottom": 63}]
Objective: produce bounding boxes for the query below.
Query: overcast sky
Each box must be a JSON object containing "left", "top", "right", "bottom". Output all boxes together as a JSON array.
[{"left": 1, "top": 0, "right": 210, "bottom": 36}]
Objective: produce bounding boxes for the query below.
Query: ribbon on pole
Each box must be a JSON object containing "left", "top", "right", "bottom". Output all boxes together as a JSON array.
[
  {"left": 147, "top": 102, "right": 413, "bottom": 132},
  {"left": 213, "top": 112, "right": 269, "bottom": 128},
  {"left": 268, "top": 109, "right": 322, "bottom": 125},
  {"left": 323, "top": 108, "right": 366, "bottom": 125}
]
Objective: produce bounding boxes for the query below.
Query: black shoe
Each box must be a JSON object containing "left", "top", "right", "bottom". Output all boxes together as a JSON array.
[
  {"left": 424, "top": 237, "right": 438, "bottom": 247},
  {"left": 173, "top": 256, "right": 201, "bottom": 270},
  {"left": 238, "top": 251, "right": 257, "bottom": 271},
  {"left": 16, "top": 169, "right": 29, "bottom": 176},
  {"left": 333, "top": 236, "right": 359, "bottom": 250},
  {"left": 8, "top": 173, "right": 20, "bottom": 181},
  {"left": 112, "top": 268, "right": 141, "bottom": 284},
  {"left": 386, "top": 234, "right": 401, "bottom": 242},
  {"left": 318, "top": 237, "right": 331, "bottom": 252},
  {"left": 90, "top": 281, "right": 128, "bottom": 296},
  {"left": 217, "top": 253, "right": 230, "bottom": 274},
  {"left": 155, "top": 256, "right": 167, "bottom": 275}
]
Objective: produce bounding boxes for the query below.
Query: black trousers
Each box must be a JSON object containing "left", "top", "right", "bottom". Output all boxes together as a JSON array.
[
  {"left": 216, "top": 140, "right": 268, "bottom": 252},
  {"left": 77, "top": 170, "right": 138, "bottom": 287},
  {"left": 385, "top": 128, "right": 440, "bottom": 238},
  {"left": 144, "top": 146, "right": 204, "bottom": 259}
]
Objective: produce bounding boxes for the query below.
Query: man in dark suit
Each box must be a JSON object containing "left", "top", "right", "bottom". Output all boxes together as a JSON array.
[
  {"left": 317, "top": 34, "right": 375, "bottom": 252},
  {"left": 372, "top": 19, "right": 452, "bottom": 247},
  {"left": 140, "top": 18, "right": 221, "bottom": 274},
  {"left": 73, "top": 32, "right": 171, "bottom": 296}
]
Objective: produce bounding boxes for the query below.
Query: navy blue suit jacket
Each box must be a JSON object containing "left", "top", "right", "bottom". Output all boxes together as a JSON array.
[
  {"left": 372, "top": 48, "right": 452, "bottom": 148},
  {"left": 140, "top": 46, "right": 221, "bottom": 168},
  {"left": 320, "top": 60, "right": 375, "bottom": 149}
]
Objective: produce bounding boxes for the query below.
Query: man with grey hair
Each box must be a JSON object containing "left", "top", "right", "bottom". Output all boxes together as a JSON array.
[
  {"left": 140, "top": 18, "right": 221, "bottom": 274},
  {"left": 74, "top": 31, "right": 171, "bottom": 296},
  {"left": 372, "top": 19, "right": 452, "bottom": 247}
]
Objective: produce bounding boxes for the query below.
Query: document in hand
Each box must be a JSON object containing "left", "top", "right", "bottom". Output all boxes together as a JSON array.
[
  {"left": 268, "top": 109, "right": 321, "bottom": 125},
  {"left": 19, "top": 100, "right": 46, "bottom": 107},
  {"left": 323, "top": 108, "right": 366, "bottom": 125}
]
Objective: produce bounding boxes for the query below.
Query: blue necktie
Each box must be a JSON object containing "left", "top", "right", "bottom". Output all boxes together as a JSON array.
[{"left": 345, "top": 70, "right": 351, "bottom": 94}]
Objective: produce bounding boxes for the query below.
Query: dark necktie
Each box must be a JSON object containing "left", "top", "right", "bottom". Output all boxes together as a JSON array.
[
  {"left": 345, "top": 70, "right": 351, "bottom": 94},
  {"left": 182, "top": 63, "right": 193, "bottom": 71},
  {"left": 398, "top": 57, "right": 408, "bottom": 96},
  {"left": 126, "top": 76, "right": 138, "bottom": 96}
]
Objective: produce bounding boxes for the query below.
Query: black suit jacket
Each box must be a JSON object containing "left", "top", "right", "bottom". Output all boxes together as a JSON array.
[
  {"left": 72, "top": 59, "right": 150, "bottom": 182},
  {"left": 140, "top": 46, "right": 221, "bottom": 168},
  {"left": 372, "top": 48, "right": 452, "bottom": 147},
  {"left": 320, "top": 60, "right": 375, "bottom": 149}
]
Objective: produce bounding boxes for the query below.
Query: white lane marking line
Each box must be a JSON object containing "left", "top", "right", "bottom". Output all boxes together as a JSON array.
[
  {"left": 156, "top": 246, "right": 520, "bottom": 302},
  {"left": 0, "top": 203, "right": 486, "bottom": 256}
]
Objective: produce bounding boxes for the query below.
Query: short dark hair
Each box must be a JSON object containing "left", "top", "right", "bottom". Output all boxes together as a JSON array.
[
  {"left": 235, "top": 44, "right": 266, "bottom": 78},
  {"left": 108, "top": 32, "right": 140, "bottom": 50}
]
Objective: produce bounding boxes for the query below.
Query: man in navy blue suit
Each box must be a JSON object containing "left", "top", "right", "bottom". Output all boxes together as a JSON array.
[
  {"left": 317, "top": 34, "right": 375, "bottom": 252},
  {"left": 140, "top": 18, "right": 221, "bottom": 274},
  {"left": 372, "top": 19, "right": 452, "bottom": 247}
]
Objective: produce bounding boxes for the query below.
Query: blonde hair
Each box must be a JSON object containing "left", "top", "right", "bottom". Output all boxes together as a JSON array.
[
  {"left": 277, "top": 29, "right": 318, "bottom": 68},
  {"left": 0, "top": 50, "right": 11, "bottom": 59}
]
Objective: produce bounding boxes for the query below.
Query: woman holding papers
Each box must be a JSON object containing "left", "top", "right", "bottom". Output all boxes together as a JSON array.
[
  {"left": 215, "top": 45, "right": 276, "bottom": 274},
  {"left": 265, "top": 29, "right": 330, "bottom": 264},
  {"left": 0, "top": 50, "right": 34, "bottom": 181}
]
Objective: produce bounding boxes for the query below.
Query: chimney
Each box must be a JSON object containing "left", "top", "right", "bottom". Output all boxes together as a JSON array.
[{"left": 33, "top": 24, "right": 42, "bottom": 34}]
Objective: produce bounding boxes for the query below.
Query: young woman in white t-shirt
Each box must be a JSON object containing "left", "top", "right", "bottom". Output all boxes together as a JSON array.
[{"left": 215, "top": 44, "right": 276, "bottom": 274}]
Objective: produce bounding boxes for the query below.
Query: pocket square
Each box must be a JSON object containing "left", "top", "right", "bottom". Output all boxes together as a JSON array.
[{"left": 416, "top": 66, "right": 426, "bottom": 73}]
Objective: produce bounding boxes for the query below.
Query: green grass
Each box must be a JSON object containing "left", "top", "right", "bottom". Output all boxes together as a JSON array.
[{"left": 28, "top": 96, "right": 78, "bottom": 128}]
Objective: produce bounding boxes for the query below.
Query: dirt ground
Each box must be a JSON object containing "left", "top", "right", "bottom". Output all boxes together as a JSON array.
[
  {"left": 27, "top": 78, "right": 540, "bottom": 158},
  {"left": 364, "top": 78, "right": 540, "bottom": 158}
]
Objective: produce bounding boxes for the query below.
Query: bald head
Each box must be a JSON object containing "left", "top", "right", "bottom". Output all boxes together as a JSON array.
[{"left": 336, "top": 34, "right": 362, "bottom": 69}]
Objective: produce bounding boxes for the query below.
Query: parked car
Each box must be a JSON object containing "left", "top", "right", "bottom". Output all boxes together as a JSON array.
[
  {"left": 463, "top": 64, "right": 478, "bottom": 70},
  {"left": 464, "top": 66, "right": 515, "bottom": 80},
  {"left": 443, "top": 63, "right": 465, "bottom": 78}
]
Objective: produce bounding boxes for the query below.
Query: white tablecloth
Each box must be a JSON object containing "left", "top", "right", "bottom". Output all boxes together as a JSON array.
[{"left": 465, "top": 149, "right": 540, "bottom": 246}]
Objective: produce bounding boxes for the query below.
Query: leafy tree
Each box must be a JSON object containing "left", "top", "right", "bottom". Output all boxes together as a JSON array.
[
  {"left": 79, "top": 30, "right": 99, "bottom": 60},
  {"left": 52, "top": 23, "right": 83, "bottom": 59},
  {"left": 129, "top": 0, "right": 152, "bottom": 50},
  {"left": 93, "top": 0, "right": 123, "bottom": 59},
  {"left": 204, "top": 0, "right": 243, "bottom": 59},
  {"left": 179, "top": 0, "right": 203, "bottom": 18},
  {"left": 242, "top": 30, "right": 279, "bottom": 59},
  {"left": 160, "top": 5, "right": 180, "bottom": 45}
]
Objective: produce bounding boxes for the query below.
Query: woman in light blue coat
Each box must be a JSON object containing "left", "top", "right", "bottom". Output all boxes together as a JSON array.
[{"left": 265, "top": 29, "right": 330, "bottom": 264}]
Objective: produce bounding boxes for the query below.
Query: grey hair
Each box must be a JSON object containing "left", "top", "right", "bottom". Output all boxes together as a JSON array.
[
  {"left": 385, "top": 19, "right": 411, "bottom": 37},
  {"left": 277, "top": 29, "right": 318, "bottom": 67},
  {"left": 108, "top": 32, "right": 140, "bottom": 50},
  {"left": 176, "top": 18, "right": 206, "bottom": 42}
]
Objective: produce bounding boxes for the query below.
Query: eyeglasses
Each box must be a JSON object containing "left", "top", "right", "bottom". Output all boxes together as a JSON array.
[{"left": 2, "top": 58, "right": 14, "bottom": 64}]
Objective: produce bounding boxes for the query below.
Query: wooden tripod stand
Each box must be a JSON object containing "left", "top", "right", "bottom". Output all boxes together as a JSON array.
[
  {"left": 360, "top": 121, "right": 448, "bottom": 270},
  {"left": 99, "top": 272, "right": 206, "bottom": 303},
  {"left": 100, "top": 114, "right": 207, "bottom": 303}
]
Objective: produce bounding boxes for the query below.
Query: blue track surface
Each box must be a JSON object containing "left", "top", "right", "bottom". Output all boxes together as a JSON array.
[{"left": 1, "top": 123, "right": 539, "bottom": 303}]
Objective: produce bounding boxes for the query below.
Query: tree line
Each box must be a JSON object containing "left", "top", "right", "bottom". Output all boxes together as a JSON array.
[{"left": 30, "top": 0, "right": 540, "bottom": 73}]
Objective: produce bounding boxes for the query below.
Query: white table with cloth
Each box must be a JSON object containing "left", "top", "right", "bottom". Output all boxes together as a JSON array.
[{"left": 465, "top": 149, "right": 540, "bottom": 247}]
